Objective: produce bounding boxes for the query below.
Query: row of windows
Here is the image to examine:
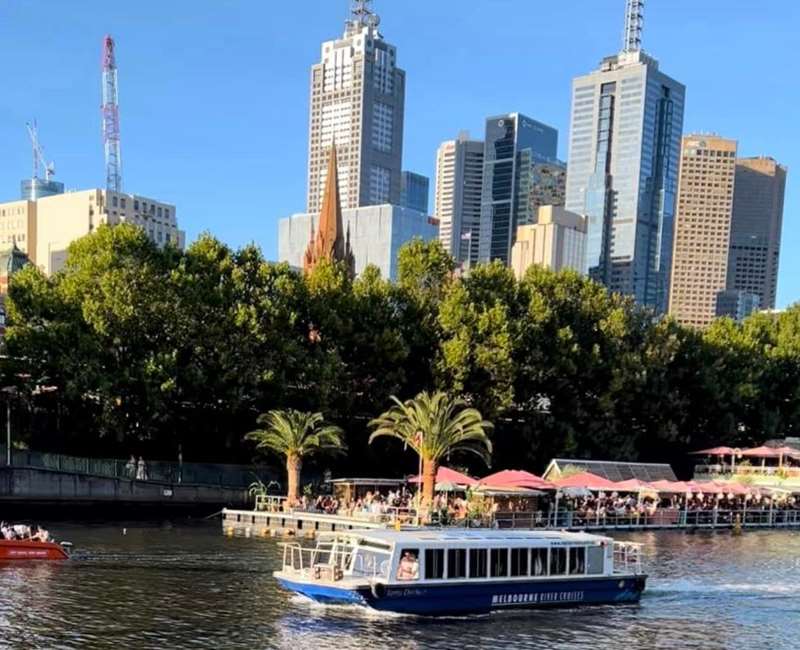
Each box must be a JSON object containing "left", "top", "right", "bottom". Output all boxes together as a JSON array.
[{"left": 402, "top": 546, "right": 601, "bottom": 581}]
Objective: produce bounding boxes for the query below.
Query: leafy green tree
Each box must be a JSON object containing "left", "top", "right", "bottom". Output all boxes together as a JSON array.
[
  {"left": 369, "top": 391, "right": 493, "bottom": 508},
  {"left": 246, "top": 410, "right": 346, "bottom": 504}
]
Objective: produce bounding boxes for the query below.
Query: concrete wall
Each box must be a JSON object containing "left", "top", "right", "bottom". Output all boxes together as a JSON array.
[{"left": 0, "top": 467, "right": 248, "bottom": 508}]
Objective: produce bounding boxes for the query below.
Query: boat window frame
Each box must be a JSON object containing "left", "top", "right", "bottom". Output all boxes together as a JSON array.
[
  {"left": 468, "top": 547, "right": 488, "bottom": 579},
  {"left": 586, "top": 544, "right": 605, "bottom": 575},
  {"left": 446, "top": 547, "right": 468, "bottom": 580},
  {"left": 568, "top": 546, "right": 587, "bottom": 576},
  {"left": 549, "top": 546, "right": 568, "bottom": 576},
  {"left": 396, "top": 547, "right": 421, "bottom": 581},
  {"left": 509, "top": 547, "right": 529, "bottom": 577},
  {"left": 490, "top": 547, "right": 509, "bottom": 578},
  {"left": 424, "top": 548, "right": 446, "bottom": 580}
]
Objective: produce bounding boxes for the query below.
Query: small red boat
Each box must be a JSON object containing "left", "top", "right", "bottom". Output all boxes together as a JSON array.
[{"left": 0, "top": 539, "right": 70, "bottom": 560}]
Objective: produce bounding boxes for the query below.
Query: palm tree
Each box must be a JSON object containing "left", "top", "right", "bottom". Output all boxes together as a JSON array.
[
  {"left": 369, "top": 391, "right": 493, "bottom": 509},
  {"left": 246, "top": 410, "right": 346, "bottom": 506}
]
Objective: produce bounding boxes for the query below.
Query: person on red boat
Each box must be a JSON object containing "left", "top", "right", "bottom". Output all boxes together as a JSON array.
[
  {"left": 0, "top": 522, "right": 13, "bottom": 540},
  {"left": 30, "top": 525, "right": 51, "bottom": 542},
  {"left": 12, "top": 524, "right": 31, "bottom": 540}
]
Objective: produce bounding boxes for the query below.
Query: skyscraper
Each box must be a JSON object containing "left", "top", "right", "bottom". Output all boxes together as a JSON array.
[
  {"left": 478, "top": 113, "right": 559, "bottom": 264},
  {"left": 727, "top": 157, "right": 787, "bottom": 310},
  {"left": 565, "top": 0, "right": 685, "bottom": 312},
  {"left": 400, "top": 171, "right": 430, "bottom": 213},
  {"left": 306, "top": 1, "right": 405, "bottom": 214},
  {"left": 668, "top": 135, "right": 737, "bottom": 329},
  {"left": 434, "top": 133, "right": 484, "bottom": 265}
]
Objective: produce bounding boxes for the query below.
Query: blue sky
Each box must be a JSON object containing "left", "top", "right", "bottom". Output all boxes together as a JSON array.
[{"left": 0, "top": 0, "right": 798, "bottom": 306}]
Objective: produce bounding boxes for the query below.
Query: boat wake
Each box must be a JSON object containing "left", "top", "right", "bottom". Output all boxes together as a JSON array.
[{"left": 647, "top": 578, "right": 800, "bottom": 598}]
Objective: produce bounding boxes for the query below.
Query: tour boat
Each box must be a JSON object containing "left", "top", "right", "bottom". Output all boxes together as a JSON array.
[
  {"left": 274, "top": 529, "right": 646, "bottom": 616},
  {"left": 0, "top": 539, "right": 71, "bottom": 561}
]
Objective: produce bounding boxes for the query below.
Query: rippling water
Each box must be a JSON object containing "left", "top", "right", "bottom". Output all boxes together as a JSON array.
[{"left": 1, "top": 522, "right": 798, "bottom": 649}]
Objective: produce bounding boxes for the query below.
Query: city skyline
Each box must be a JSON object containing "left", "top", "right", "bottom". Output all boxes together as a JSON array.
[{"left": 0, "top": 1, "right": 797, "bottom": 305}]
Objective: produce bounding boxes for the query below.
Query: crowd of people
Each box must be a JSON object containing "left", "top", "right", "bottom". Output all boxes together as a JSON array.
[{"left": 0, "top": 522, "right": 51, "bottom": 542}]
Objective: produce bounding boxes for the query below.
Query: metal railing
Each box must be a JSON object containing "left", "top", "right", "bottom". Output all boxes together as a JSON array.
[
  {"left": 694, "top": 464, "right": 800, "bottom": 478},
  {"left": 0, "top": 446, "right": 272, "bottom": 488},
  {"left": 613, "top": 541, "right": 643, "bottom": 575},
  {"left": 491, "top": 508, "right": 800, "bottom": 531}
]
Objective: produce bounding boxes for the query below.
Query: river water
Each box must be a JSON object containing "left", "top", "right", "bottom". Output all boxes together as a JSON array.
[{"left": 0, "top": 522, "right": 797, "bottom": 649}]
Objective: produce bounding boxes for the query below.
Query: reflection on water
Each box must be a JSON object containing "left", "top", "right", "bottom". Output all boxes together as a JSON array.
[{"left": 1, "top": 523, "right": 798, "bottom": 649}]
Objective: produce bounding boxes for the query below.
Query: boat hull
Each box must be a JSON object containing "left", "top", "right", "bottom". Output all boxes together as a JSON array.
[
  {"left": 276, "top": 574, "right": 646, "bottom": 616},
  {"left": 0, "top": 540, "right": 70, "bottom": 561}
]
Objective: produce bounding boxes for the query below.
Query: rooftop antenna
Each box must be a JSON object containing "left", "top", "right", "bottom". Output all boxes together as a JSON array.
[
  {"left": 350, "top": 0, "right": 380, "bottom": 29},
  {"left": 623, "top": 0, "right": 644, "bottom": 53},
  {"left": 101, "top": 35, "right": 123, "bottom": 199},
  {"left": 25, "top": 120, "right": 56, "bottom": 182}
]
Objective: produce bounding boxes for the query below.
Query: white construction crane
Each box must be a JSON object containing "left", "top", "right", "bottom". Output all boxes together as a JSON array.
[{"left": 25, "top": 120, "right": 56, "bottom": 182}]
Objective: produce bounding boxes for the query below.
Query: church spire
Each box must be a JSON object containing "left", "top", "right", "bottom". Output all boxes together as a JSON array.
[{"left": 303, "top": 143, "right": 355, "bottom": 277}]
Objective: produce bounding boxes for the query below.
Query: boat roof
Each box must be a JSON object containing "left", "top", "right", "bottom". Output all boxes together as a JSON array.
[{"left": 330, "top": 528, "right": 610, "bottom": 545}]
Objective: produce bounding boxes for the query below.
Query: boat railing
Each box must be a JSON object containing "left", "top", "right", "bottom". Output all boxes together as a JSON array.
[
  {"left": 280, "top": 541, "right": 355, "bottom": 581},
  {"left": 612, "top": 541, "right": 643, "bottom": 575}
]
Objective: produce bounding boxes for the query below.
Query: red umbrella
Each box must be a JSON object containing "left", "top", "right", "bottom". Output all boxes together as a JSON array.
[
  {"left": 610, "top": 478, "right": 657, "bottom": 492},
  {"left": 408, "top": 466, "right": 478, "bottom": 486},
  {"left": 740, "top": 445, "right": 799, "bottom": 458},
  {"left": 690, "top": 446, "right": 737, "bottom": 456},
  {"left": 650, "top": 480, "right": 691, "bottom": 493},
  {"left": 552, "top": 471, "right": 616, "bottom": 490},
  {"left": 479, "top": 469, "right": 555, "bottom": 490}
]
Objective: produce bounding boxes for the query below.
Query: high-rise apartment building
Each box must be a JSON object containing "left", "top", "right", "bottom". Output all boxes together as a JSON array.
[
  {"left": 727, "top": 157, "right": 787, "bottom": 310},
  {"left": 306, "top": 2, "right": 405, "bottom": 214},
  {"left": 668, "top": 135, "right": 738, "bottom": 329},
  {"left": 510, "top": 206, "right": 586, "bottom": 279},
  {"left": 400, "top": 171, "right": 430, "bottom": 213},
  {"left": 478, "top": 113, "right": 558, "bottom": 264},
  {"left": 565, "top": 0, "right": 685, "bottom": 312},
  {"left": 434, "top": 133, "right": 484, "bottom": 265}
]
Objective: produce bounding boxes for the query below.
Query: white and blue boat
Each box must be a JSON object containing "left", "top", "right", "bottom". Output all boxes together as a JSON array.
[{"left": 274, "top": 529, "right": 646, "bottom": 616}]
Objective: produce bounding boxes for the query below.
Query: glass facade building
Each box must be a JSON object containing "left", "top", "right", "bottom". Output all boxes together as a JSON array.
[
  {"left": 478, "top": 113, "right": 559, "bottom": 264},
  {"left": 400, "top": 171, "right": 430, "bottom": 213},
  {"left": 565, "top": 50, "right": 685, "bottom": 313}
]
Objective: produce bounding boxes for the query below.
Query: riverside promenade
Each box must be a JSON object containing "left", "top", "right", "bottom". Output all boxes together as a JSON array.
[{"left": 0, "top": 448, "right": 271, "bottom": 509}]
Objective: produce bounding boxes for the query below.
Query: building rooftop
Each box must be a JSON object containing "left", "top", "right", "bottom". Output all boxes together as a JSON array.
[
  {"left": 327, "top": 528, "right": 609, "bottom": 545},
  {"left": 544, "top": 459, "right": 677, "bottom": 482}
]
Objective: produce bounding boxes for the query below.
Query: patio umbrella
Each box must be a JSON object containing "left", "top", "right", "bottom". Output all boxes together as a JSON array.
[
  {"left": 650, "top": 480, "right": 691, "bottom": 493},
  {"left": 740, "top": 445, "right": 800, "bottom": 469},
  {"left": 552, "top": 471, "right": 616, "bottom": 491},
  {"left": 479, "top": 469, "right": 555, "bottom": 490},
  {"left": 610, "top": 478, "right": 657, "bottom": 493},
  {"left": 690, "top": 446, "right": 737, "bottom": 456},
  {"left": 408, "top": 466, "right": 478, "bottom": 486}
]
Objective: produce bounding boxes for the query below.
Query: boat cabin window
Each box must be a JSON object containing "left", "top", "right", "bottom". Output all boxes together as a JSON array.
[
  {"left": 469, "top": 548, "right": 488, "bottom": 578},
  {"left": 425, "top": 549, "right": 445, "bottom": 580},
  {"left": 586, "top": 546, "right": 605, "bottom": 575},
  {"left": 569, "top": 547, "right": 586, "bottom": 575},
  {"left": 531, "top": 548, "right": 547, "bottom": 576},
  {"left": 510, "top": 548, "right": 528, "bottom": 577},
  {"left": 550, "top": 547, "right": 567, "bottom": 575},
  {"left": 490, "top": 548, "right": 508, "bottom": 578},
  {"left": 397, "top": 548, "right": 420, "bottom": 581},
  {"left": 350, "top": 542, "right": 392, "bottom": 579},
  {"left": 447, "top": 548, "right": 467, "bottom": 579}
]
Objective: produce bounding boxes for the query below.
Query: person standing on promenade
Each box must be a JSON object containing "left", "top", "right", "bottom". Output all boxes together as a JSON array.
[
  {"left": 125, "top": 455, "right": 136, "bottom": 479},
  {"left": 136, "top": 456, "right": 148, "bottom": 481}
]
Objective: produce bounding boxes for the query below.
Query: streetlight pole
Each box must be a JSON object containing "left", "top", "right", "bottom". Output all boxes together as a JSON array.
[{"left": 6, "top": 399, "right": 10, "bottom": 466}]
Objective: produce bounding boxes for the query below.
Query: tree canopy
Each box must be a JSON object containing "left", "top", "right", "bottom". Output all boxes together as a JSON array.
[{"left": 3, "top": 225, "right": 799, "bottom": 477}]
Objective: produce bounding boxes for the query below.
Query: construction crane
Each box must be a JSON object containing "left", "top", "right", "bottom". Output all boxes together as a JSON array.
[
  {"left": 101, "top": 34, "right": 123, "bottom": 198},
  {"left": 25, "top": 120, "right": 55, "bottom": 182}
]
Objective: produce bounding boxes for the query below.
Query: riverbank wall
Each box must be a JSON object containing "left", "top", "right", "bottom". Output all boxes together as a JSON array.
[{"left": 0, "top": 466, "right": 249, "bottom": 511}]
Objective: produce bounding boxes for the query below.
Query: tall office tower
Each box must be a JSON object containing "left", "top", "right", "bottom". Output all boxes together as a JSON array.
[
  {"left": 565, "top": 0, "right": 685, "bottom": 312},
  {"left": 668, "top": 135, "right": 738, "bottom": 329},
  {"left": 478, "top": 113, "right": 558, "bottom": 264},
  {"left": 434, "top": 133, "right": 485, "bottom": 265},
  {"left": 727, "top": 157, "right": 788, "bottom": 310},
  {"left": 306, "top": 1, "right": 405, "bottom": 214},
  {"left": 400, "top": 171, "right": 430, "bottom": 213}
]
